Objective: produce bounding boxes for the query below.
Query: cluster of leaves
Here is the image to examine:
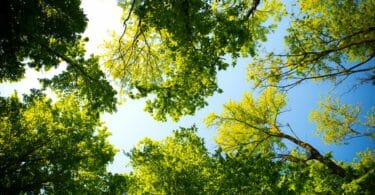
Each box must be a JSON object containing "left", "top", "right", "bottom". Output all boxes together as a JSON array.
[
  {"left": 123, "top": 0, "right": 374, "bottom": 193},
  {"left": 127, "top": 126, "right": 212, "bottom": 194},
  {"left": 104, "top": 0, "right": 285, "bottom": 121},
  {"left": 39, "top": 39, "right": 117, "bottom": 114},
  {"left": 1, "top": 0, "right": 374, "bottom": 193},
  {"left": 0, "top": 0, "right": 87, "bottom": 81},
  {"left": 0, "top": 0, "right": 117, "bottom": 114},
  {"left": 126, "top": 127, "right": 375, "bottom": 194},
  {"left": 310, "top": 97, "right": 375, "bottom": 144},
  {"left": 0, "top": 91, "right": 119, "bottom": 193},
  {"left": 0, "top": 0, "right": 124, "bottom": 193},
  {"left": 247, "top": 0, "right": 375, "bottom": 89}
]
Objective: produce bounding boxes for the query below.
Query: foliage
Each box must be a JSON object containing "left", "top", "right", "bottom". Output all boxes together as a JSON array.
[
  {"left": 278, "top": 159, "right": 344, "bottom": 194},
  {"left": 205, "top": 87, "right": 286, "bottom": 153},
  {"left": 310, "top": 97, "right": 375, "bottom": 144},
  {"left": 0, "top": 0, "right": 121, "bottom": 193},
  {"left": 104, "top": 0, "right": 285, "bottom": 121},
  {"left": 0, "top": 0, "right": 87, "bottom": 81},
  {"left": 342, "top": 149, "right": 375, "bottom": 194},
  {"left": 205, "top": 88, "right": 347, "bottom": 177},
  {"left": 1, "top": 0, "right": 374, "bottom": 193},
  {"left": 127, "top": 126, "right": 212, "bottom": 194},
  {"left": 211, "top": 148, "right": 282, "bottom": 194},
  {"left": 127, "top": 126, "right": 375, "bottom": 194},
  {"left": 0, "top": 91, "right": 117, "bottom": 194},
  {"left": 39, "top": 40, "right": 117, "bottom": 114},
  {"left": 109, "top": 0, "right": 375, "bottom": 193},
  {"left": 127, "top": 127, "right": 284, "bottom": 194},
  {"left": 0, "top": 0, "right": 117, "bottom": 114},
  {"left": 247, "top": 0, "right": 375, "bottom": 89}
]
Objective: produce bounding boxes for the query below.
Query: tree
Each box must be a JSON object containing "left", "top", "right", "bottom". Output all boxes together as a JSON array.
[
  {"left": 104, "top": 0, "right": 285, "bottom": 121},
  {"left": 203, "top": 0, "right": 375, "bottom": 192},
  {"left": 127, "top": 126, "right": 212, "bottom": 194},
  {"left": 0, "top": 0, "right": 117, "bottom": 114},
  {"left": 125, "top": 125, "right": 374, "bottom": 194},
  {"left": 39, "top": 40, "right": 118, "bottom": 114},
  {"left": 127, "top": 127, "right": 283, "bottom": 194},
  {"left": 0, "top": 91, "right": 117, "bottom": 194},
  {"left": 0, "top": 0, "right": 120, "bottom": 193},
  {"left": 211, "top": 148, "right": 282, "bottom": 194},
  {"left": 310, "top": 96, "right": 375, "bottom": 145},
  {"left": 0, "top": 0, "right": 87, "bottom": 81},
  {"left": 204, "top": 88, "right": 375, "bottom": 193},
  {"left": 247, "top": 0, "right": 375, "bottom": 89},
  {"left": 205, "top": 87, "right": 346, "bottom": 177}
]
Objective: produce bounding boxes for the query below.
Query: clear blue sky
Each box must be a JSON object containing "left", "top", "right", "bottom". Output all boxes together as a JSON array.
[{"left": 0, "top": 0, "right": 373, "bottom": 174}]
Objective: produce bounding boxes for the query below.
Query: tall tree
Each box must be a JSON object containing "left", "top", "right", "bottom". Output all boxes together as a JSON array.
[
  {"left": 0, "top": 0, "right": 120, "bottom": 193},
  {"left": 0, "top": 0, "right": 117, "bottom": 114},
  {"left": 211, "top": 148, "right": 282, "bottom": 194},
  {"left": 104, "top": 0, "right": 285, "bottom": 121},
  {"left": 127, "top": 126, "right": 212, "bottom": 194},
  {"left": 0, "top": 91, "right": 117, "bottom": 194},
  {"left": 125, "top": 125, "right": 375, "bottom": 194},
  {"left": 0, "top": 0, "right": 87, "bottom": 81},
  {"left": 205, "top": 88, "right": 347, "bottom": 177},
  {"left": 247, "top": 0, "right": 375, "bottom": 89}
]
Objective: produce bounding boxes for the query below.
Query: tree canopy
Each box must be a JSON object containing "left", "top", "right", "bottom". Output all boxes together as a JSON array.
[
  {"left": 127, "top": 127, "right": 374, "bottom": 194},
  {"left": 1, "top": 0, "right": 374, "bottom": 194},
  {"left": 0, "top": 0, "right": 122, "bottom": 193},
  {"left": 123, "top": 0, "right": 374, "bottom": 193},
  {"left": 247, "top": 0, "right": 375, "bottom": 89},
  {"left": 127, "top": 126, "right": 212, "bottom": 194},
  {"left": 0, "top": 0, "right": 87, "bottom": 81},
  {"left": 104, "top": 0, "right": 285, "bottom": 121},
  {"left": 0, "top": 91, "right": 117, "bottom": 193}
]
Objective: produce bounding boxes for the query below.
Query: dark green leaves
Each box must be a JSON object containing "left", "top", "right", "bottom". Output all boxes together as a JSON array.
[
  {"left": 40, "top": 40, "right": 117, "bottom": 114},
  {"left": 0, "top": 0, "right": 87, "bottom": 81}
]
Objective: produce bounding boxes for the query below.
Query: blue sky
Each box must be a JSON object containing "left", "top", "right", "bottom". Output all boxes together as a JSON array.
[{"left": 0, "top": 0, "right": 373, "bottom": 174}]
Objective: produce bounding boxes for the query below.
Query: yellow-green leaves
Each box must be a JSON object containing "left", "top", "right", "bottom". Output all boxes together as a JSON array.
[
  {"left": 310, "top": 96, "right": 375, "bottom": 144},
  {"left": 0, "top": 92, "right": 117, "bottom": 193},
  {"left": 127, "top": 126, "right": 211, "bottom": 194},
  {"left": 205, "top": 87, "right": 286, "bottom": 152},
  {"left": 248, "top": 0, "right": 375, "bottom": 89},
  {"left": 342, "top": 149, "right": 375, "bottom": 194},
  {"left": 105, "top": 0, "right": 285, "bottom": 121}
]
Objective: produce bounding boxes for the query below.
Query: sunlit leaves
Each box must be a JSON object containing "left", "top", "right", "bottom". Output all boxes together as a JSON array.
[
  {"left": 310, "top": 96, "right": 375, "bottom": 144},
  {"left": 205, "top": 87, "right": 286, "bottom": 152},
  {"left": 342, "top": 149, "right": 375, "bottom": 194},
  {"left": 127, "top": 126, "right": 211, "bottom": 194},
  {"left": 0, "top": 92, "right": 117, "bottom": 193},
  {"left": 105, "top": 0, "right": 285, "bottom": 121},
  {"left": 248, "top": 0, "right": 375, "bottom": 89}
]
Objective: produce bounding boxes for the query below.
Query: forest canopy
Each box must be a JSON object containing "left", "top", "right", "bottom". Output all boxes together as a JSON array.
[{"left": 0, "top": 0, "right": 374, "bottom": 194}]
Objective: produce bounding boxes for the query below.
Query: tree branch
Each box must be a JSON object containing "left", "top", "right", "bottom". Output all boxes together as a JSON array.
[
  {"left": 277, "top": 131, "right": 346, "bottom": 177},
  {"left": 245, "top": 0, "right": 260, "bottom": 19},
  {"left": 275, "top": 154, "right": 310, "bottom": 163},
  {"left": 280, "top": 55, "right": 374, "bottom": 90}
]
